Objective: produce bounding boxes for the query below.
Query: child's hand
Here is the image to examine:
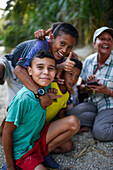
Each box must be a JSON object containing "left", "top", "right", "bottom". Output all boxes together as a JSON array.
[
  {"left": 40, "top": 93, "right": 52, "bottom": 109},
  {"left": 63, "top": 52, "right": 75, "bottom": 71},
  {"left": 56, "top": 68, "right": 65, "bottom": 84},
  {"left": 87, "top": 75, "right": 96, "bottom": 82},
  {"left": 48, "top": 88, "right": 62, "bottom": 100},
  {"left": 34, "top": 28, "right": 52, "bottom": 40}
]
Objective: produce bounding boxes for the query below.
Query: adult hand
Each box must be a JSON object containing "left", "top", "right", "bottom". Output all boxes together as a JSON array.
[
  {"left": 63, "top": 52, "right": 75, "bottom": 71},
  {"left": 34, "top": 28, "right": 52, "bottom": 40},
  {"left": 89, "top": 83, "right": 108, "bottom": 94}
]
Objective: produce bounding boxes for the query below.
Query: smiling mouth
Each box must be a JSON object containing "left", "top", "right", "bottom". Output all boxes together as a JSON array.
[
  {"left": 41, "top": 77, "right": 50, "bottom": 80},
  {"left": 57, "top": 51, "right": 64, "bottom": 58},
  {"left": 102, "top": 46, "right": 109, "bottom": 49}
]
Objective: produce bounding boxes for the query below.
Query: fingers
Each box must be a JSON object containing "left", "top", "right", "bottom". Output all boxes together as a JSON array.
[
  {"left": 57, "top": 78, "right": 65, "bottom": 84},
  {"left": 64, "top": 52, "right": 75, "bottom": 71},
  {"left": 67, "top": 52, "right": 73, "bottom": 60},
  {"left": 64, "top": 60, "right": 75, "bottom": 71},
  {"left": 87, "top": 75, "right": 96, "bottom": 82},
  {"left": 34, "top": 28, "right": 52, "bottom": 40},
  {"left": 55, "top": 95, "right": 63, "bottom": 99},
  {"left": 45, "top": 28, "right": 52, "bottom": 35},
  {"left": 34, "top": 29, "right": 46, "bottom": 40},
  {"left": 48, "top": 88, "right": 58, "bottom": 94}
]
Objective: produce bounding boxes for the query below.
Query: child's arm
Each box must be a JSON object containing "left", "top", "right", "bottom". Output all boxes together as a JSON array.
[{"left": 2, "top": 122, "right": 17, "bottom": 170}]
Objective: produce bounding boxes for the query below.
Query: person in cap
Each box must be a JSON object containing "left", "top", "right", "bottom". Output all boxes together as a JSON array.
[{"left": 66, "top": 26, "right": 113, "bottom": 141}]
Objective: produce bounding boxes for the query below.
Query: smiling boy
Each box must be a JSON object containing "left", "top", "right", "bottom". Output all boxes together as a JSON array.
[
  {"left": 2, "top": 50, "right": 80, "bottom": 170},
  {"left": 14, "top": 22, "right": 79, "bottom": 108}
]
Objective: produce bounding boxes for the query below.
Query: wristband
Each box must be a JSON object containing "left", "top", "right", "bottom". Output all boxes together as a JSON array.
[{"left": 35, "top": 88, "right": 45, "bottom": 99}]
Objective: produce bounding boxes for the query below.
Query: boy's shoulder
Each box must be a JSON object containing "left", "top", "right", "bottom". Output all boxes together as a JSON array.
[
  {"left": 13, "top": 86, "right": 33, "bottom": 101},
  {"left": 16, "top": 85, "right": 51, "bottom": 99}
]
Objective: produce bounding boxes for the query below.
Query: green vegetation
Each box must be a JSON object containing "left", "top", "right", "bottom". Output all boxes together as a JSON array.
[{"left": 1, "top": 0, "right": 113, "bottom": 51}]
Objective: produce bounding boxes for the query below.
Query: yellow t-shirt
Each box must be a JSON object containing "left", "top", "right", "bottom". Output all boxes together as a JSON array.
[{"left": 45, "top": 82, "right": 69, "bottom": 123}]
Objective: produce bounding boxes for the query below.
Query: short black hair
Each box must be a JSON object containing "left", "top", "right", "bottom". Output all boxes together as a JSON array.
[
  {"left": 53, "top": 22, "right": 79, "bottom": 40},
  {"left": 51, "top": 22, "right": 62, "bottom": 33},
  {"left": 70, "top": 56, "right": 82, "bottom": 70},
  {"left": 30, "top": 50, "right": 56, "bottom": 66}
]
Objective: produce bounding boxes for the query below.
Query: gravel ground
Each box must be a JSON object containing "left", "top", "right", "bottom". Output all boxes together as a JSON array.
[{"left": 0, "top": 46, "right": 113, "bottom": 169}]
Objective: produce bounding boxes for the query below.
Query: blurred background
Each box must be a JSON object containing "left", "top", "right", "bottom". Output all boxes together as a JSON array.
[{"left": 0, "top": 0, "right": 113, "bottom": 53}]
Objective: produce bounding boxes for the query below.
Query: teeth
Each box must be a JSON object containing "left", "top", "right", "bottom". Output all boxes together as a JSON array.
[
  {"left": 102, "top": 46, "right": 108, "bottom": 49},
  {"left": 58, "top": 51, "right": 63, "bottom": 56}
]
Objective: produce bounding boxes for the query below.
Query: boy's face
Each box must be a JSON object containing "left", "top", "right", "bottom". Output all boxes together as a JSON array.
[
  {"left": 63, "top": 67, "right": 81, "bottom": 89},
  {"left": 50, "top": 32, "right": 76, "bottom": 61},
  {"left": 93, "top": 32, "right": 113, "bottom": 56},
  {"left": 27, "top": 57, "right": 56, "bottom": 88}
]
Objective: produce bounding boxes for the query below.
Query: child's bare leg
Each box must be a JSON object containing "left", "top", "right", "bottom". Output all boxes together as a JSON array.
[
  {"left": 46, "top": 115, "right": 80, "bottom": 153},
  {"left": 52, "top": 139, "right": 74, "bottom": 153},
  {"left": 34, "top": 164, "right": 47, "bottom": 170}
]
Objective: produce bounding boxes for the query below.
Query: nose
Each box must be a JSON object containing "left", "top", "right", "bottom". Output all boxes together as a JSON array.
[
  {"left": 62, "top": 46, "right": 67, "bottom": 53},
  {"left": 43, "top": 68, "right": 49, "bottom": 74}
]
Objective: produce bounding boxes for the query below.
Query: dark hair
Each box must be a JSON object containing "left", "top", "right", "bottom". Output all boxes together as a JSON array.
[
  {"left": 70, "top": 56, "right": 82, "bottom": 70},
  {"left": 51, "top": 22, "right": 62, "bottom": 33},
  {"left": 53, "top": 22, "right": 79, "bottom": 40},
  {"left": 30, "top": 50, "right": 56, "bottom": 66}
]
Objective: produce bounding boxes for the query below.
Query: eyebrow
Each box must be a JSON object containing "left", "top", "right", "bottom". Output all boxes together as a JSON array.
[{"left": 36, "top": 63, "right": 55, "bottom": 67}]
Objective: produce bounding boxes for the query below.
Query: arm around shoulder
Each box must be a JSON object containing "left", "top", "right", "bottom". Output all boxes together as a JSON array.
[{"left": 14, "top": 65, "right": 39, "bottom": 94}]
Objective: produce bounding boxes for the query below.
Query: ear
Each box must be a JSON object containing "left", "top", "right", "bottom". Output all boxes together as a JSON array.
[
  {"left": 93, "top": 42, "right": 96, "bottom": 48},
  {"left": 27, "top": 66, "right": 32, "bottom": 76}
]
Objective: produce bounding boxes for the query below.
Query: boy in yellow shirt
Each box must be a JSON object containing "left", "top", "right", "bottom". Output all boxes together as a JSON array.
[{"left": 45, "top": 56, "right": 82, "bottom": 153}]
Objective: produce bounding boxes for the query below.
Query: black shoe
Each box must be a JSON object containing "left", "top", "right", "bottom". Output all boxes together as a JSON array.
[{"left": 43, "top": 155, "right": 59, "bottom": 169}]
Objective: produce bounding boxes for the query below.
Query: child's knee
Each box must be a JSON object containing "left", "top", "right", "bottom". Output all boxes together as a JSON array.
[{"left": 67, "top": 115, "right": 80, "bottom": 134}]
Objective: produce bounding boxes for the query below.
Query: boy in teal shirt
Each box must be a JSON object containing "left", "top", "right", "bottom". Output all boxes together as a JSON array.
[{"left": 2, "top": 50, "right": 80, "bottom": 170}]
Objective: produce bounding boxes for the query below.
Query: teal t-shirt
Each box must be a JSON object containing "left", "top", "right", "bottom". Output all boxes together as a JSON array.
[{"left": 6, "top": 85, "right": 50, "bottom": 160}]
